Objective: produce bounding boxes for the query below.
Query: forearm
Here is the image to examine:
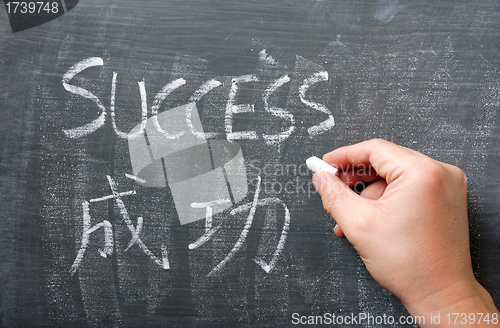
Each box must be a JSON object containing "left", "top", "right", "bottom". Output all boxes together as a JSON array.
[{"left": 404, "top": 280, "right": 499, "bottom": 327}]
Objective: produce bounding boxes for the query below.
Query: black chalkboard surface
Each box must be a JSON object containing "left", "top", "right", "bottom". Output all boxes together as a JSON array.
[{"left": 1, "top": 1, "right": 499, "bottom": 327}]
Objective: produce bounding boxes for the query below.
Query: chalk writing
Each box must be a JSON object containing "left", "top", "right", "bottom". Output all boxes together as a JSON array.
[
  {"left": 110, "top": 72, "right": 148, "bottom": 139},
  {"left": 225, "top": 74, "right": 259, "bottom": 141},
  {"left": 71, "top": 175, "right": 290, "bottom": 276},
  {"left": 65, "top": 51, "right": 302, "bottom": 278},
  {"left": 70, "top": 200, "right": 113, "bottom": 276},
  {"left": 62, "top": 52, "right": 334, "bottom": 144},
  {"left": 62, "top": 57, "right": 106, "bottom": 138},
  {"left": 70, "top": 176, "right": 169, "bottom": 275},
  {"left": 300, "top": 71, "right": 335, "bottom": 136},
  {"left": 263, "top": 74, "right": 294, "bottom": 145}
]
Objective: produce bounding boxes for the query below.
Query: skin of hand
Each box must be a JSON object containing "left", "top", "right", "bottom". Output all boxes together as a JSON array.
[{"left": 312, "top": 139, "right": 499, "bottom": 327}]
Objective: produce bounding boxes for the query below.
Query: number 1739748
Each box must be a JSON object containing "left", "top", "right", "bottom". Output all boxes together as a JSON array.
[{"left": 5, "top": 1, "right": 59, "bottom": 14}]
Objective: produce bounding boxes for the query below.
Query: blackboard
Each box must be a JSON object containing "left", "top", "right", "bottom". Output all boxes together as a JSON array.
[{"left": 1, "top": 1, "right": 499, "bottom": 327}]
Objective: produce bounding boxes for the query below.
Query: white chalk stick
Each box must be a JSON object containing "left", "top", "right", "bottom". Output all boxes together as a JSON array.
[{"left": 306, "top": 156, "right": 338, "bottom": 175}]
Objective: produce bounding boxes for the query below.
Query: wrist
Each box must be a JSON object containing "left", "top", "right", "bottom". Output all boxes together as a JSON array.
[{"left": 404, "top": 279, "right": 499, "bottom": 327}]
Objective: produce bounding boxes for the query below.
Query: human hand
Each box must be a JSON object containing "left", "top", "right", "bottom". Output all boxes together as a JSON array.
[{"left": 312, "top": 139, "right": 499, "bottom": 327}]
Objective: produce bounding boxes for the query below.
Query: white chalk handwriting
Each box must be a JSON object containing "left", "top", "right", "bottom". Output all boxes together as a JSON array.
[
  {"left": 71, "top": 175, "right": 290, "bottom": 277},
  {"left": 61, "top": 54, "right": 334, "bottom": 144}
]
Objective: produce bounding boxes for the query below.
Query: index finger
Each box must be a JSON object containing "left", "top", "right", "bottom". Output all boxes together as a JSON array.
[{"left": 322, "top": 139, "right": 423, "bottom": 184}]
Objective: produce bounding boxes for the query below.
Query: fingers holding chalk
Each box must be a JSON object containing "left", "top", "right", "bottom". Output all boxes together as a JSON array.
[
  {"left": 307, "top": 155, "right": 387, "bottom": 240},
  {"left": 307, "top": 156, "right": 380, "bottom": 188},
  {"left": 337, "top": 167, "right": 380, "bottom": 189},
  {"left": 306, "top": 156, "right": 338, "bottom": 175},
  {"left": 307, "top": 156, "right": 344, "bottom": 238}
]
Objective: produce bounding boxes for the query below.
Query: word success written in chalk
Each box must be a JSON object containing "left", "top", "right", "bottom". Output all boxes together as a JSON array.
[{"left": 60, "top": 54, "right": 335, "bottom": 145}]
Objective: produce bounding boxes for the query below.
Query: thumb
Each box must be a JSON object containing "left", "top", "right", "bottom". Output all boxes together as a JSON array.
[{"left": 313, "top": 171, "right": 372, "bottom": 238}]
